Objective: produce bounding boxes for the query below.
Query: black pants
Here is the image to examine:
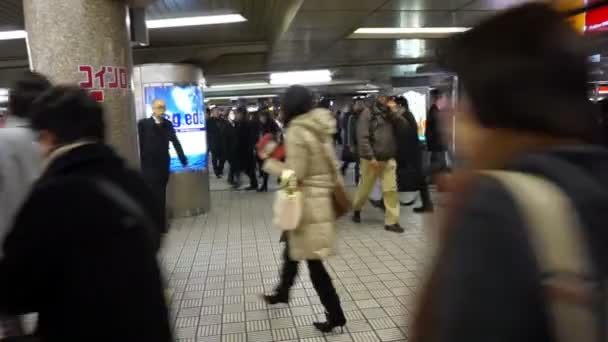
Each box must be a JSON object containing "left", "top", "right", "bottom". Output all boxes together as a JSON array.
[
  {"left": 211, "top": 150, "right": 225, "bottom": 177},
  {"left": 430, "top": 151, "right": 450, "bottom": 174},
  {"left": 414, "top": 161, "right": 433, "bottom": 208},
  {"left": 144, "top": 176, "right": 168, "bottom": 232},
  {"left": 340, "top": 161, "right": 360, "bottom": 184},
  {"left": 276, "top": 242, "right": 345, "bottom": 322},
  {"left": 240, "top": 159, "right": 258, "bottom": 188}
]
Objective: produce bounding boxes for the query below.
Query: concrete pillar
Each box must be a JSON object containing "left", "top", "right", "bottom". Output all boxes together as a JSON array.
[{"left": 22, "top": 0, "right": 152, "bottom": 164}]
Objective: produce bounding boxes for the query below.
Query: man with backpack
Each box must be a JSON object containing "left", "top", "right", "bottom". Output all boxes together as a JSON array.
[{"left": 352, "top": 95, "right": 406, "bottom": 233}]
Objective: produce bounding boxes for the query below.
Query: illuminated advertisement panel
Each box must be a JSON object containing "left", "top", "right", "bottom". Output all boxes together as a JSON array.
[
  {"left": 144, "top": 84, "right": 207, "bottom": 172},
  {"left": 402, "top": 90, "right": 428, "bottom": 141}
]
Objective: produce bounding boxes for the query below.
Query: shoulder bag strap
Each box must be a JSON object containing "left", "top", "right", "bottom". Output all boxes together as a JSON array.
[{"left": 484, "top": 170, "right": 601, "bottom": 342}]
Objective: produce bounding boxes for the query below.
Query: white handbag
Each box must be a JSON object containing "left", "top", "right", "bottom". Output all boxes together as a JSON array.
[{"left": 273, "top": 169, "right": 302, "bottom": 231}]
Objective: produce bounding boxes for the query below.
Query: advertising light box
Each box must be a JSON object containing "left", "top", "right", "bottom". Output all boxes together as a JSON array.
[
  {"left": 144, "top": 84, "right": 207, "bottom": 173},
  {"left": 402, "top": 90, "right": 428, "bottom": 141}
]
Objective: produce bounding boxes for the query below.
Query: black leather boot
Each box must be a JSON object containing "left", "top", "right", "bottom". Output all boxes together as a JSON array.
[{"left": 313, "top": 312, "right": 346, "bottom": 333}]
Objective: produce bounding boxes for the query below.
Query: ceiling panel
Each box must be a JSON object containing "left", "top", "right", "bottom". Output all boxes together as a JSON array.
[
  {"left": 282, "top": 28, "right": 344, "bottom": 41},
  {"left": 314, "top": 39, "right": 439, "bottom": 62},
  {"left": 463, "top": 0, "right": 537, "bottom": 10},
  {"left": 451, "top": 10, "right": 496, "bottom": 26},
  {"left": 148, "top": 22, "right": 262, "bottom": 45},
  {"left": 291, "top": 10, "right": 369, "bottom": 29},
  {"left": 301, "top": 0, "right": 387, "bottom": 11},
  {"left": 381, "top": 0, "right": 473, "bottom": 10},
  {"left": 146, "top": 0, "right": 244, "bottom": 19},
  {"left": 0, "top": 0, "right": 23, "bottom": 29},
  {"left": 0, "top": 39, "right": 27, "bottom": 60}
]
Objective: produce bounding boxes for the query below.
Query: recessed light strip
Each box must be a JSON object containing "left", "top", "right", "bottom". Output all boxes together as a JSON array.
[
  {"left": 270, "top": 70, "right": 332, "bottom": 85},
  {"left": 349, "top": 27, "right": 470, "bottom": 39},
  {"left": 0, "top": 30, "right": 26, "bottom": 41},
  {"left": 208, "top": 82, "right": 269, "bottom": 89},
  {"left": 147, "top": 14, "right": 247, "bottom": 29},
  {"left": 206, "top": 94, "right": 279, "bottom": 101}
]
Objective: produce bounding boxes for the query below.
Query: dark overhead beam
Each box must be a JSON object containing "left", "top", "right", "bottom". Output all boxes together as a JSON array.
[{"left": 266, "top": 0, "right": 305, "bottom": 63}]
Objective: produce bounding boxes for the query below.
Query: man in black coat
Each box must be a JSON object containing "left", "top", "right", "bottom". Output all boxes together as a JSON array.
[
  {"left": 233, "top": 107, "right": 258, "bottom": 190},
  {"left": 425, "top": 89, "right": 450, "bottom": 174},
  {"left": 207, "top": 107, "right": 225, "bottom": 178},
  {"left": 0, "top": 86, "right": 172, "bottom": 342},
  {"left": 393, "top": 96, "right": 433, "bottom": 212},
  {"left": 138, "top": 98, "right": 188, "bottom": 223}
]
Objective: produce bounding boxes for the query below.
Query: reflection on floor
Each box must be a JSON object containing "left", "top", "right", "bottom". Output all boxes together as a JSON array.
[{"left": 162, "top": 189, "right": 432, "bottom": 342}]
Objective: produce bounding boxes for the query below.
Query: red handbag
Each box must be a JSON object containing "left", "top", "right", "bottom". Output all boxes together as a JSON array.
[{"left": 256, "top": 133, "right": 285, "bottom": 160}]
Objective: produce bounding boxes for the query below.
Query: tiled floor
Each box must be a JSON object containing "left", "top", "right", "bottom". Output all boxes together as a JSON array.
[{"left": 162, "top": 186, "right": 433, "bottom": 342}]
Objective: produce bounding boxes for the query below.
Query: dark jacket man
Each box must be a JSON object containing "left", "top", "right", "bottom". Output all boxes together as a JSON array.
[
  {"left": 0, "top": 143, "right": 171, "bottom": 342},
  {"left": 340, "top": 110, "right": 358, "bottom": 163},
  {"left": 138, "top": 100, "right": 188, "bottom": 219},
  {"left": 356, "top": 102, "right": 401, "bottom": 161},
  {"left": 426, "top": 103, "right": 447, "bottom": 153},
  {"left": 138, "top": 116, "right": 188, "bottom": 184}
]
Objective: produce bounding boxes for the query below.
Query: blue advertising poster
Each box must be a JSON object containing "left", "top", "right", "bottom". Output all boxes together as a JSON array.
[{"left": 144, "top": 84, "right": 207, "bottom": 172}]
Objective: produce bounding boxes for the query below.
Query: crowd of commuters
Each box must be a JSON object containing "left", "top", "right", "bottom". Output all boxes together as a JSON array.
[
  {"left": 1, "top": 2, "right": 607, "bottom": 341},
  {"left": 206, "top": 106, "right": 283, "bottom": 191}
]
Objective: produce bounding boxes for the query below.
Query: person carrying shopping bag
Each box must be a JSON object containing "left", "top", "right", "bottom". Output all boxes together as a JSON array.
[{"left": 259, "top": 85, "right": 347, "bottom": 333}]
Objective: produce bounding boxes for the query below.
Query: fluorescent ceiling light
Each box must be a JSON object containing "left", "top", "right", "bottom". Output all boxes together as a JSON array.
[
  {"left": 209, "top": 82, "right": 269, "bottom": 89},
  {"left": 206, "top": 94, "right": 279, "bottom": 101},
  {"left": 0, "top": 30, "right": 26, "bottom": 40},
  {"left": 147, "top": 14, "right": 246, "bottom": 29},
  {"left": 349, "top": 27, "right": 470, "bottom": 39},
  {"left": 270, "top": 69, "right": 332, "bottom": 85},
  {"left": 357, "top": 89, "right": 379, "bottom": 93}
]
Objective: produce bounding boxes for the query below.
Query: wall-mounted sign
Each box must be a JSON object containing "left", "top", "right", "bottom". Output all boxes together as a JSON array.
[
  {"left": 144, "top": 84, "right": 207, "bottom": 173},
  {"left": 78, "top": 65, "right": 128, "bottom": 102}
]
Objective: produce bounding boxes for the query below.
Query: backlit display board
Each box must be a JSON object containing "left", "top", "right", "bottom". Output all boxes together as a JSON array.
[
  {"left": 144, "top": 84, "right": 207, "bottom": 172},
  {"left": 402, "top": 90, "right": 428, "bottom": 141}
]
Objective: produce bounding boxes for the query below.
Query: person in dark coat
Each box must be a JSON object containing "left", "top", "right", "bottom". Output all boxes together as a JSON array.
[
  {"left": 412, "top": 4, "right": 608, "bottom": 342},
  {"left": 257, "top": 110, "right": 281, "bottom": 192},
  {"left": 232, "top": 107, "right": 258, "bottom": 190},
  {"left": 207, "top": 107, "right": 225, "bottom": 178},
  {"left": 393, "top": 96, "right": 433, "bottom": 212},
  {"left": 340, "top": 100, "right": 363, "bottom": 184},
  {"left": 138, "top": 98, "right": 188, "bottom": 225},
  {"left": 0, "top": 86, "right": 172, "bottom": 342},
  {"left": 425, "top": 89, "right": 450, "bottom": 174},
  {"left": 224, "top": 111, "right": 239, "bottom": 185}
]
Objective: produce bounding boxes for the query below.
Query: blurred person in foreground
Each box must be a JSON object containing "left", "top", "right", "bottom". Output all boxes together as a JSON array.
[
  {"left": 412, "top": 4, "right": 608, "bottom": 342},
  {"left": 260, "top": 85, "right": 346, "bottom": 333},
  {"left": 0, "top": 86, "right": 172, "bottom": 342},
  {"left": 352, "top": 95, "right": 407, "bottom": 233},
  {"left": 0, "top": 71, "right": 51, "bottom": 339}
]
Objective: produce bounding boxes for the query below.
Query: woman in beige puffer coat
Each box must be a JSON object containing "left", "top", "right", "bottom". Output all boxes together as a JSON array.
[{"left": 261, "top": 85, "right": 346, "bottom": 333}]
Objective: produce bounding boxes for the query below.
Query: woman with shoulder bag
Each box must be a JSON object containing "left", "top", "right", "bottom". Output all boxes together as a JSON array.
[{"left": 259, "top": 85, "right": 347, "bottom": 333}]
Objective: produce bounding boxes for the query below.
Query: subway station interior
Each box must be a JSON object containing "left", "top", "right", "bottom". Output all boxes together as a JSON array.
[{"left": 1, "top": 1, "right": 608, "bottom": 342}]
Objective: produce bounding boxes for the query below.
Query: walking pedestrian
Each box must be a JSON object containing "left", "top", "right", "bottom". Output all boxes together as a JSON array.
[
  {"left": 352, "top": 95, "right": 407, "bottom": 233},
  {"left": 260, "top": 85, "right": 346, "bottom": 333}
]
